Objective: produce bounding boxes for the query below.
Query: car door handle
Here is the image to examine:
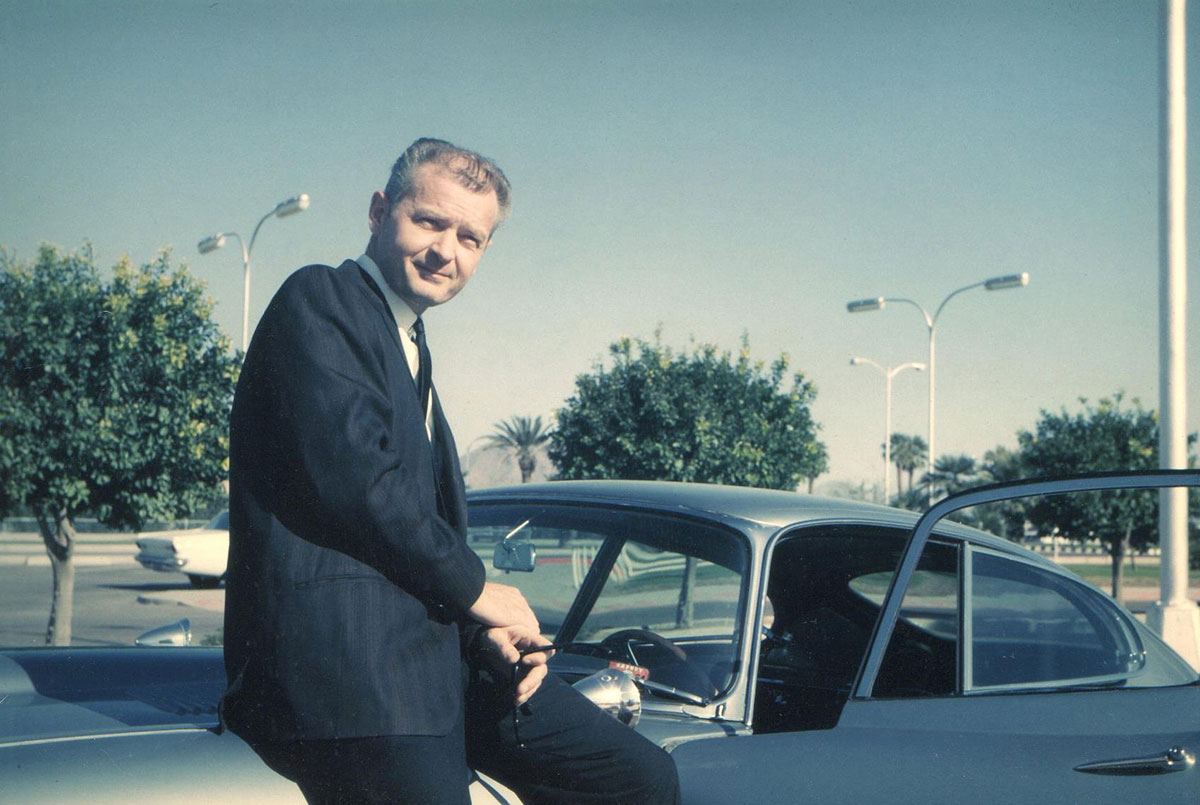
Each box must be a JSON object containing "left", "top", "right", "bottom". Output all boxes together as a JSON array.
[{"left": 1075, "top": 746, "right": 1195, "bottom": 776}]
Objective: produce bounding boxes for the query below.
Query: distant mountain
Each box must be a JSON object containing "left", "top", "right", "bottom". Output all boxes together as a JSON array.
[{"left": 460, "top": 444, "right": 553, "bottom": 489}]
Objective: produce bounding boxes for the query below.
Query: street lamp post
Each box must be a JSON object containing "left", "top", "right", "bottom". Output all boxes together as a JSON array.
[
  {"left": 850, "top": 357, "right": 925, "bottom": 504},
  {"left": 847, "top": 272, "right": 1029, "bottom": 503},
  {"left": 198, "top": 193, "right": 310, "bottom": 351}
]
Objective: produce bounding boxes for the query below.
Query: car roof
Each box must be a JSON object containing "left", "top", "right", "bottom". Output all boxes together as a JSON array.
[
  {"left": 469, "top": 480, "right": 900, "bottom": 526},
  {"left": 467, "top": 480, "right": 1034, "bottom": 560}
]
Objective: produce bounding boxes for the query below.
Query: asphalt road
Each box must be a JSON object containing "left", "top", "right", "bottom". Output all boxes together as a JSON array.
[{"left": 0, "top": 562, "right": 225, "bottom": 648}]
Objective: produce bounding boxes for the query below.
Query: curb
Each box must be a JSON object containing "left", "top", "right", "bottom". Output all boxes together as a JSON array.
[
  {"left": 137, "top": 589, "right": 226, "bottom": 613},
  {"left": 0, "top": 555, "right": 139, "bottom": 567}
]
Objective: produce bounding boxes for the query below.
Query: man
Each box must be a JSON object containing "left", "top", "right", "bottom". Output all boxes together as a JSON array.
[{"left": 221, "top": 138, "right": 678, "bottom": 804}]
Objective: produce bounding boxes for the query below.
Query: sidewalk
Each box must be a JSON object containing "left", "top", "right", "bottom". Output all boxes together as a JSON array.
[
  {"left": 0, "top": 530, "right": 139, "bottom": 567},
  {"left": 1113, "top": 583, "right": 1200, "bottom": 614}
]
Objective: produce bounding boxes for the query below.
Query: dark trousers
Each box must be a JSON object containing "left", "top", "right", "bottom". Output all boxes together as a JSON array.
[
  {"left": 249, "top": 722, "right": 470, "bottom": 804},
  {"left": 249, "top": 665, "right": 680, "bottom": 805}
]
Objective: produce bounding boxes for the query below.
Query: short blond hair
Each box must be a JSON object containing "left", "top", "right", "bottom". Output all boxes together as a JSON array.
[{"left": 384, "top": 138, "right": 512, "bottom": 224}]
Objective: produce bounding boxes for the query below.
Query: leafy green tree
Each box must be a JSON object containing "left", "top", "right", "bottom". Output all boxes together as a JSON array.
[
  {"left": 0, "top": 245, "right": 239, "bottom": 644},
  {"left": 549, "top": 335, "right": 828, "bottom": 490},
  {"left": 1016, "top": 394, "right": 1167, "bottom": 603},
  {"left": 973, "top": 445, "right": 1029, "bottom": 541},
  {"left": 802, "top": 441, "right": 830, "bottom": 493},
  {"left": 486, "top": 415, "right": 553, "bottom": 483}
]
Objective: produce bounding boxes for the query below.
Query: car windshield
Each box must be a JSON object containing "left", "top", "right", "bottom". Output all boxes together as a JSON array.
[{"left": 469, "top": 501, "right": 750, "bottom": 703}]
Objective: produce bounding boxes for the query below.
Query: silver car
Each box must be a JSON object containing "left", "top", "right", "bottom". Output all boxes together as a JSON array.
[{"left": 2, "top": 472, "right": 1197, "bottom": 802}]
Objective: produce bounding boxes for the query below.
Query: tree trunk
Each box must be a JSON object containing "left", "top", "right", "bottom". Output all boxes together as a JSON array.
[
  {"left": 675, "top": 555, "right": 697, "bottom": 629},
  {"left": 518, "top": 454, "right": 535, "bottom": 483},
  {"left": 895, "top": 465, "right": 904, "bottom": 497},
  {"left": 1110, "top": 526, "right": 1131, "bottom": 606},
  {"left": 806, "top": 477, "right": 815, "bottom": 494},
  {"left": 38, "top": 508, "right": 76, "bottom": 646}
]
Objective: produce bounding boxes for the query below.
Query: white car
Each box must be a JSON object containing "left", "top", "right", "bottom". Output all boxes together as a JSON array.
[{"left": 135, "top": 511, "right": 229, "bottom": 588}]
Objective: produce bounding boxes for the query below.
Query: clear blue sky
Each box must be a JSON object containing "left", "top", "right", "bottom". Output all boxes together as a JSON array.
[{"left": 2, "top": 0, "right": 1197, "bottom": 488}]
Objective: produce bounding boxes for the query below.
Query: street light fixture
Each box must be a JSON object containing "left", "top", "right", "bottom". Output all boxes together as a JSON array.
[
  {"left": 850, "top": 356, "right": 925, "bottom": 504},
  {"left": 983, "top": 273, "right": 1030, "bottom": 291},
  {"left": 846, "top": 272, "right": 1029, "bottom": 503},
  {"left": 846, "top": 297, "right": 886, "bottom": 313},
  {"left": 197, "top": 193, "right": 311, "bottom": 352}
]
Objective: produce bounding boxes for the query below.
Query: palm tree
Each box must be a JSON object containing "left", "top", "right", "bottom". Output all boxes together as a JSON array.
[
  {"left": 920, "top": 453, "right": 979, "bottom": 500},
  {"left": 486, "top": 415, "right": 553, "bottom": 483},
  {"left": 888, "top": 434, "right": 928, "bottom": 495}
]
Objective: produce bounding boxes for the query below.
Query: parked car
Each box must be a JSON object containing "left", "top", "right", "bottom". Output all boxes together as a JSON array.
[
  {"left": 134, "top": 511, "right": 229, "bottom": 588},
  {"left": 4, "top": 472, "right": 1197, "bottom": 803}
]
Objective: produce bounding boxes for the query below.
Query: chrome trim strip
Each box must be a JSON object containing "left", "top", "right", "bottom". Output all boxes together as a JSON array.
[
  {"left": 961, "top": 543, "right": 974, "bottom": 692},
  {"left": 0, "top": 726, "right": 211, "bottom": 748}
]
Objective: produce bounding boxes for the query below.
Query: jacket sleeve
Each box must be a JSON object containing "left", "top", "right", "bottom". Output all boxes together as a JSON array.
[{"left": 238, "top": 266, "right": 485, "bottom": 615}]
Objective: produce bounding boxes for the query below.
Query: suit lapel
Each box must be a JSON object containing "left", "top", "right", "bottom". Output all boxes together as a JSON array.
[
  {"left": 350, "top": 262, "right": 406, "bottom": 357},
  {"left": 351, "top": 259, "right": 464, "bottom": 528},
  {"left": 431, "top": 393, "right": 466, "bottom": 529}
]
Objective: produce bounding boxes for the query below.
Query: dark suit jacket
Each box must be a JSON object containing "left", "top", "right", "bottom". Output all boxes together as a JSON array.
[{"left": 220, "top": 260, "right": 486, "bottom": 742}]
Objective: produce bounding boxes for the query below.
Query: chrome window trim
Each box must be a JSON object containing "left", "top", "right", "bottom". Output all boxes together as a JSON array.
[{"left": 962, "top": 543, "right": 975, "bottom": 692}]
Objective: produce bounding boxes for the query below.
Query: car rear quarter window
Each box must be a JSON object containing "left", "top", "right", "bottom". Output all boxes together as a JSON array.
[{"left": 966, "top": 549, "right": 1147, "bottom": 691}]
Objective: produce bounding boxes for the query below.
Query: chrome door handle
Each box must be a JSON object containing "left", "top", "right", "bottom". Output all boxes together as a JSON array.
[{"left": 1075, "top": 746, "right": 1194, "bottom": 776}]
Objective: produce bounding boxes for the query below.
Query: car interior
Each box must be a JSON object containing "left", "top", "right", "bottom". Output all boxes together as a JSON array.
[{"left": 753, "top": 526, "right": 958, "bottom": 734}]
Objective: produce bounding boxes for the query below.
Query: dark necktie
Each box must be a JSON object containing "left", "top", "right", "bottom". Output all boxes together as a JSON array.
[
  {"left": 413, "top": 317, "right": 446, "bottom": 517},
  {"left": 411, "top": 317, "right": 432, "bottom": 415}
]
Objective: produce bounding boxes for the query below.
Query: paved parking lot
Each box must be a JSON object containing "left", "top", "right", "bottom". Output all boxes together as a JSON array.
[{"left": 0, "top": 531, "right": 225, "bottom": 646}]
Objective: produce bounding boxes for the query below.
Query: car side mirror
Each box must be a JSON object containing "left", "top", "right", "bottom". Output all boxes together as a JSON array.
[
  {"left": 493, "top": 534, "right": 536, "bottom": 572},
  {"left": 493, "top": 518, "right": 537, "bottom": 572}
]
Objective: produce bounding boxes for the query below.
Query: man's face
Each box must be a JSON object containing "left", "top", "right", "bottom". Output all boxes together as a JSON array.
[{"left": 367, "top": 164, "right": 499, "bottom": 314}]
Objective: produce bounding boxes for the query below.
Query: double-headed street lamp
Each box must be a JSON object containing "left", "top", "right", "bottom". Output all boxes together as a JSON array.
[
  {"left": 847, "top": 272, "right": 1029, "bottom": 503},
  {"left": 197, "top": 193, "right": 310, "bottom": 351},
  {"left": 850, "top": 356, "right": 925, "bottom": 504}
]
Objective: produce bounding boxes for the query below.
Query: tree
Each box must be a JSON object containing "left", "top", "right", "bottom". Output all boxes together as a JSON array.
[
  {"left": 973, "top": 445, "right": 1029, "bottom": 541},
  {"left": 1016, "top": 394, "right": 1164, "bottom": 603},
  {"left": 920, "top": 453, "right": 980, "bottom": 500},
  {"left": 549, "top": 335, "right": 828, "bottom": 490},
  {"left": 0, "top": 245, "right": 239, "bottom": 644},
  {"left": 913, "top": 448, "right": 1030, "bottom": 535},
  {"left": 486, "top": 415, "right": 553, "bottom": 483},
  {"left": 888, "top": 433, "right": 927, "bottom": 496},
  {"left": 802, "top": 441, "right": 830, "bottom": 494}
]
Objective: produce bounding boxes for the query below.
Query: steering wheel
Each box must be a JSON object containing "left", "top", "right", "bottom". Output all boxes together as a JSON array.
[{"left": 600, "top": 628, "right": 688, "bottom": 663}]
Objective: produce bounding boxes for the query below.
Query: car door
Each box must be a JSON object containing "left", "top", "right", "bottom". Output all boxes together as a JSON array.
[{"left": 673, "top": 471, "right": 1200, "bottom": 804}]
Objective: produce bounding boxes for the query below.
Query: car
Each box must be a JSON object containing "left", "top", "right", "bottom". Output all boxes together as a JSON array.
[
  {"left": 3, "top": 471, "right": 1198, "bottom": 803},
  {"left": 134, "top": 511, "right": 229, "bottom": 588}
]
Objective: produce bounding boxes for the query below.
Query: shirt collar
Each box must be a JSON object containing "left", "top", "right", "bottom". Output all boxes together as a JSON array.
[{"left": 356, "top": 253, "right": 419, "bottom": 336}]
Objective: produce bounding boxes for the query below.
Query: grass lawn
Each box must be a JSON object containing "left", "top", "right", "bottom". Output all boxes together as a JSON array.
[{"left": 1058, "top": 562, "right": 1200, "bottom": 589}]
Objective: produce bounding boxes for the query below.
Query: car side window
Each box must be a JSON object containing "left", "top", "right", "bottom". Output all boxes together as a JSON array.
[
  {"left": 755, "top": 526, "right": 954, "bottom": 731},
  {"left": 966, "top": 549, "right": 1145, "bottom": 691},
  {"left": 855, "top": 541, "right": 959, "bottom": 699}
]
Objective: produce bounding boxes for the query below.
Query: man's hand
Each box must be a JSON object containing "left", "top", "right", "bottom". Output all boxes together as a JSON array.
[
  {"left": 475, "top": 624, "right": 555, "bottom": 706},
  {"left": 467, "top": 581, "right": 539, "bottom": 633}
]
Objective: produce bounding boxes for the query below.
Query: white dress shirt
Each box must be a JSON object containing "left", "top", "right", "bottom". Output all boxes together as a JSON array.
[{"left": 355, "top": 254, "right": 433, "bottom": 439}]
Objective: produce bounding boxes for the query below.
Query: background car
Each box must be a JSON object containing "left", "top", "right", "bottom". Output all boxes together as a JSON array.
[
  {"left": 134, "top": 510, "right": 229, "bottom": 588},
  {"left": 5, "top": 473, "right": 1198, "bottom": 802}
]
